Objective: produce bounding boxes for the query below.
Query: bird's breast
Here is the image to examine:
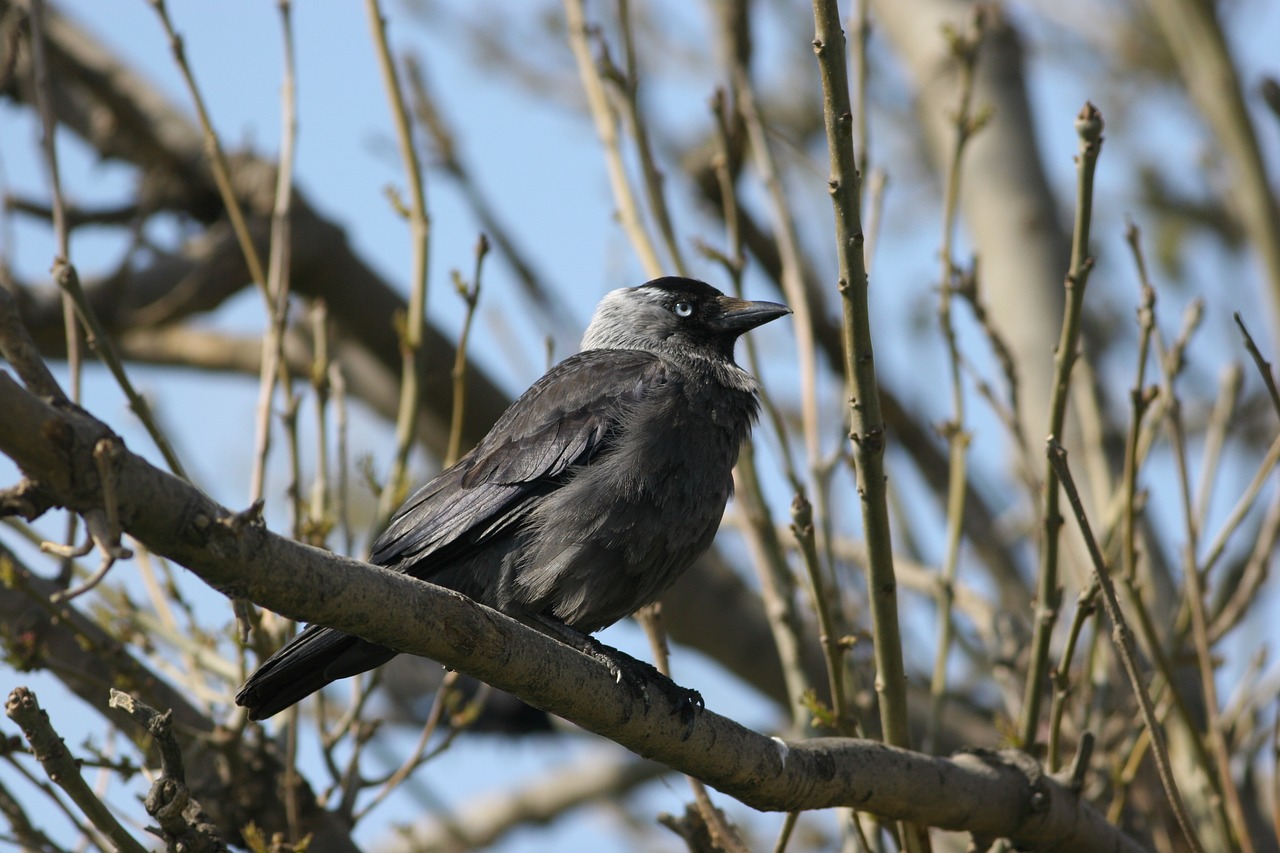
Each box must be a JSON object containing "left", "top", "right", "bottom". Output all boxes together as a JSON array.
[{"left": 506, "top": 375, "right": 759, "bottom": 630}]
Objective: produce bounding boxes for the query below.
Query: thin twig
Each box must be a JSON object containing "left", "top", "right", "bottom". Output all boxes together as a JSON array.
[
  {"left": 46, "top": 438, "right": 134, "bottom": 603},
  {"left": 49, "top": 260, "right": 190, "bottom": 480},
  {"left": 707, "top": 90, "right": 801, "bottom": 486},
  {"left": 331, "top": 363, "right": 353, "bottom": 555},
  {"left": 25, "top": 0, "right": 81, "bottom": 429},
  {"left": 354, "top": 672, "right": 460, "bottom": 821},
  {"left": 732, "top": 42, "right": 851, "bottom": 735},
  {"left": 1197, "top": 431, "right": 1280, "bottom": 581},
  {"left": 402, "top": 53, "right": 573, "bottom": 336},
  {"left": 638, "top": 606, "right": 750, "bottom": 853},
  {"left": 281, "top": 389, "right": 305, "bottom": 538},
  {"left": 146, "top": 1, "right": 271, "bottom": 317},
  {"left": 1120, "top": 221, "right": 1157, "bottom": 586},
  {"left": 791, "top": 492, "right": 851, "bottom": 733},
  {"left": 732, "top": 455, "right": 813, "bottom": 730},
  {"left": 810, "top": 0, "right": 908, "bottom": 749},
  {"left": 308, "top": 299, "right": 333, "bottom": 546},
  {"left": 810, "top": 3, "right": 920, "bottom": 848},
  {"left": 446, "top": 235, "right": 488, "bottom": 467},
  {"left": 1234, "top": 312, "right": 1280, "bottom": 420},
  {"left": 610, "top": 0, "right": 685, "bottom": 275},
  {"left": 704, "top": 90, "right": 814, "bottom": 731},
  {"left": 0, "top": 777, "right": 59, "bottom": 852},
  {"left": 248, "top": 0, "right": 301, "bottom": 507},
  {"left": 1, "top": 750, "right": 112, "bottom": 849},
  {"left": 1046, "top": 441, "right": 1205, "bottom": 853},
  {"left": 1210, "top": 483, "right": 1280, "bottom": 641},
  {"left": 862, "top": 168, "right": 887, "bottom": 277},
  {"left": 1046, "top": 578, "right": 1098, "bottom": 772},
  {"left": 851, "top": 0, "right": 870, "bottom": 185},
  {"left": 5, "top": 687, "right": 148, "bottom": 853},
  {"left": 563, "top": 0, "right": 663, "bottom": 278},
  {"left": 1194, "top": 363, "right": 1243, "bottom": 532},
  {"left": 732, "top": 57, "right": 822, "bottom": 487},
  {"left": 1019, "top": 103, "right": 1103, "bottom": 751},
  {"left": 953, "top": 272, "right": 1034, "bottom": 487},
  {"left": 926, "top": 9, "right": 986, "bottom": 754},
  {"left": 367, "top": 0, "right": 432, "bottom": 530},
  {"left": 772, "top": 810, "right": 800, "bottom": 853},
  {"left": 0, "top": 282, "right": 65, "bottom": 403}
]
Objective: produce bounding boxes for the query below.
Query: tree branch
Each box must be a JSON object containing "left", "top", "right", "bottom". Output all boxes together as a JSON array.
[{"left": 0, "top": 361, "right": 1142, "bottom": 850}]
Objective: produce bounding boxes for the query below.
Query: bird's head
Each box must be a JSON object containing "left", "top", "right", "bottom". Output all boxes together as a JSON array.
[{"left": 581, "top": 277, "right": 790, "bottom": 361}]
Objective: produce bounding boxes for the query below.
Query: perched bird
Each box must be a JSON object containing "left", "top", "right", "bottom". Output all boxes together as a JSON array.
[{"left": 236, "top": 276, "right": 789, "bottom": 723}]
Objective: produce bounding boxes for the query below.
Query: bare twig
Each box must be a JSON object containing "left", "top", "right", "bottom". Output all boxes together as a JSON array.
[
  {"left": 1046, "top": 441, "right": 1204, "bottom": 853},
  {"left": 0, "top": 777, "right": 59, "bottom": 852},
  {"left": 308, "top": 299, "right": 333, "bottom": 545},
  {"left": 6, "top": 687, "right": 148, "bottom": 853},
  {"left": 1046, "top": 578, "right": 1098, "bottom": 772},
  {"left": 563, "top": 0, "right": 663, "bottom": 278},
  {"left": 45, "top": 438, "right": 134, "bottom": 603},
  {"left": 1019, "top": 103, "right": 1103, "bottom": 751},
  {"left": 446, "top": 235, "right": 488, "bottom": 467},
  {"left": 146, "top": 0, "right": 268, "bottom": 292},
  {"left": 25, "top": 0, "right": 81, "bottom": 417},
  {"left": 810, "top": 3, "right": 921, "bottom": 849},
  {"left": 379, "top": 753, "right": 669, "bottom": 852},
  {"left": 732, "top": 33, "right": 850, "bottom": 740},
  {"left": 610, "top": 0, "right": 685, "bottom": 276},
  {"left": 1120, "top": 221, "right": 1157, "bottom": 588},
  {"left": 402, "top": 52, "right": 573, "bottom": 337},
  {"left": 732, "top": 56, "right": 822, "bottom": 485},
  {"left": 1210, "top": 483, "right": 1280, "bottom": 641},
  {"left": 247, "top": 0, "right": 301, "bottom": 507},
  {"left": 366, "top": 0, "right": 433, "bottom": 529},
  {"left": 1234, "top": 312, "right": 1280, "bottom": 420},
  {"left": 0, "top": 281, "right": 66, "bottom": 402},
  {"left": 810, "top": 0, "right": 908, "bottom": 752},
  {"left": 54, "top": 260, "right": 191, "bottom": 480},
  {"left": 1194, "top": 364, "right": 1243, "bottom": 532},
  {"left": 108, "top": 689, "right": 230, "bottom": 852},
  {"left": 851, "top": 0, "right": 871, "bottom": 184},
  {"left": 1145, "top": 0, "right": 1280, "bottom": 341},
  {"left": 639, "top": 605, "right": 751, "bottom": 853},
  {"left": 1197, "top": 431, "right": 1280, "bottom": 582},
  {"left": 791, "top": 492, "right": 851, "bottom": 734},
  {"left": 927, "top": 9, "right": 986, "bottom": 753},
  {"left": 706, "top": 88, "right": 814, "bottom": 730},
  {"left": 354, "top": 671, "right": 460, "bottom": 822}
]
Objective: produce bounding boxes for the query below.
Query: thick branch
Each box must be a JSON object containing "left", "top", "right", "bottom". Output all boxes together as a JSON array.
[{"left": 0, "top": 371, "right": 1141, "bottom": 850}]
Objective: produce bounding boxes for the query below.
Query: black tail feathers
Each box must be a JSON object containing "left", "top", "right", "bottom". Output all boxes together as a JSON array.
[{"left": 236, "top": 625, "right": 397, "bottom": 720}]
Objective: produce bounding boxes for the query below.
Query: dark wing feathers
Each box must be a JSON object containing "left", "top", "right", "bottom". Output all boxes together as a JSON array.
[
  {"left": 463, "top": 407, "right": 602, "bottom": 486},
  {"left": 369, "top": 349, "right": 666, "bottom": 570}
]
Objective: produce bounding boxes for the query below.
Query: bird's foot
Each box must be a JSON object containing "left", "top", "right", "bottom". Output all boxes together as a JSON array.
[
  {"left": 586, "top": 639, "right": 703, "bottom": 739},
  {"left": 528, "top": 615, "right": 703, "bottom": 737}
]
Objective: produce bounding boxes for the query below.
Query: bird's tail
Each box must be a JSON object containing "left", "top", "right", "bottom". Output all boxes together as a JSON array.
[{"left": 235, "top": 624, "right": 397, "bottom": 720}]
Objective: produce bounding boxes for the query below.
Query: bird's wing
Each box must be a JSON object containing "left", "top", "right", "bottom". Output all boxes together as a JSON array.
[{"left": 369, "top": 349, "right": 666, "bottom": 568}]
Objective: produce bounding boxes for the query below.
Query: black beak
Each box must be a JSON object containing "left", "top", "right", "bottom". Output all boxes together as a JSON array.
[{"left": 714, "top": 296, "right": 791, "bottom": 335}]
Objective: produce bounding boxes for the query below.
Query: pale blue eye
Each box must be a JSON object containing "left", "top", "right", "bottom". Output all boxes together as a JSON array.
[{"left": 674, "top": 301, "right": 694, "bottom": 317}]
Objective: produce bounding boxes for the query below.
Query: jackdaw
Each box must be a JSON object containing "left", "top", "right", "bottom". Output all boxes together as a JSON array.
[{"left": 236, "top": 276, "right": 789, "bottom": 723}]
